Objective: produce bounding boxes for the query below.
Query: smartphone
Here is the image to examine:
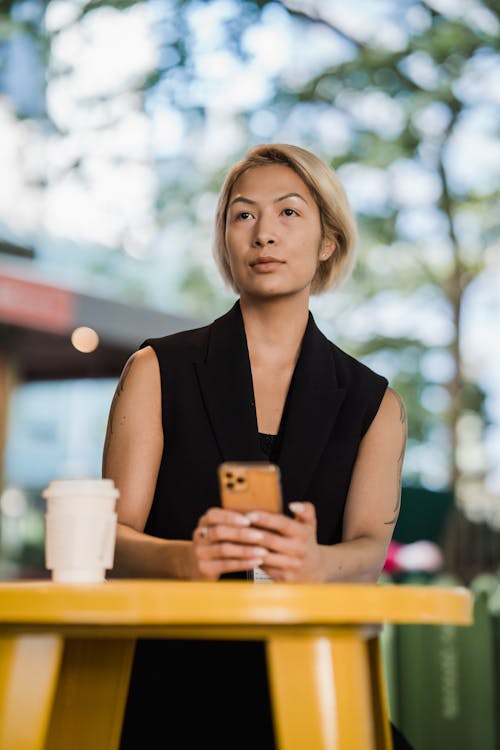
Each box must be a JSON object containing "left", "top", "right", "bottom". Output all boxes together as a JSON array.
[{"left": 218, "top": 461, "right": 283, "bottom": 514}]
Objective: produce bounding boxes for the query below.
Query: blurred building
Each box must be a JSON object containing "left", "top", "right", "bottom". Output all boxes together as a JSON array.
[{"left": 0, "top": 248, "right": 200, "bottom": 576}]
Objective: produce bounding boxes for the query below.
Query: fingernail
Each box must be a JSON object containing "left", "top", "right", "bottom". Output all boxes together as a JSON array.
[
  {"left": 247, "top": 529, "right": 264, "bottom": 541},
  {"left": 235, "top": 514, "right": 251, "bottom": 526},
  {"left": 289, "top": 502, "right": 305, "bottom": 513},
  {"left": 246, "top": 512, "right": 260, "bottom": 523},
  {"left": 253, "top": 547, "right": 268, "bottom": 556}
]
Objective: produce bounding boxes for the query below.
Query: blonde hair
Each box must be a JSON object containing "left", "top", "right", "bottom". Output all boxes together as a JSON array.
[{"left": 213, "top": 143, "right": 357, "bottom": 294}]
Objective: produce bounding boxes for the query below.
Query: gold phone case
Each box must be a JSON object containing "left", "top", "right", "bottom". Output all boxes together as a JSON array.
[{"left": 218, "top": 462, "right": 283, "bottom": 513}]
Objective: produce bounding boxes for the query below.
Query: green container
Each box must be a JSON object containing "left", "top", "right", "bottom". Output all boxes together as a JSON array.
[
  {"left": 393, "top": 577, "right": 496, "bottom": 750},
  {"left": 488, "top": 582, "right": 500, "bottom": 750}
]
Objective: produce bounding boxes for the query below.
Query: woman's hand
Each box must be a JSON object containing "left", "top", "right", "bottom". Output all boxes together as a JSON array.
[
  {"left": 192, "top": 502, "right": 325, "bottom": 582},
  {"left": 191, "top": 508, "right": 270, "bottom": 581},
  {"left": 248, "top": 501, "right": 326, "bottom": 582}
]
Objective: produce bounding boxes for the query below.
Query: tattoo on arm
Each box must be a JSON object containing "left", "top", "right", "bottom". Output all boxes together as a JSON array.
[
  {"left": 102, "top": 357, "right": 134, "bottom": 474},
  {"left": 384, "top": 389, "right": 408, "bottom": 526}
]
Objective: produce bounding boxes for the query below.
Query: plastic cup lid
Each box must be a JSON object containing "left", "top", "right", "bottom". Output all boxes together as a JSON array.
[{"left": 42, "top": 478, "right": 120, "bottom": 499}]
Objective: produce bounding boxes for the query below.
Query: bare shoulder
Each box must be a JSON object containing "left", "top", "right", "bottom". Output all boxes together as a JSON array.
[
  {"left": 379, "top": 387, "right": 407, "bottom": 423},
  {"left": 103, "top": 345, "right": 162, "bottom": 459},
  {"left": 131, "top": 344, "right": 157, "bottom": 364},
  {"left": 107, "top": 346, "right": 161, "bottom": 426},
  {"left": 102, "top": 346, "right": 163, "bottom": 518},
  {"left": 116, "top": 345, "right": 160, "bottom": 392},
  {"left": 126, "top": 345, "right": 159, "bottom": 375},
  {"left": 364, "top": 386, "right": 407, "bottom": 445}
]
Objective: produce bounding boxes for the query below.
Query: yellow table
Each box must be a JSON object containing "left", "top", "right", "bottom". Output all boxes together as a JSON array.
[{"left": 0, "top": 580, "right": 473, "bottom": 750}]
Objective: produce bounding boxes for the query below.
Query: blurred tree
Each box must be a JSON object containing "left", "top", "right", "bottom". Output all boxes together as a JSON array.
[
  {"left": 1, "top": 0, "right": 499, "bottom": 508},
  {"left": 269, "top": 1, "right": 500, "bottom": 507}
]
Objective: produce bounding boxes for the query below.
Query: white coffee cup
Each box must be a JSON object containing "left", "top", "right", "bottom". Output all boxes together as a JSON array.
[{"left": 42, "top": 478, "right": 119, "bottom": 583}]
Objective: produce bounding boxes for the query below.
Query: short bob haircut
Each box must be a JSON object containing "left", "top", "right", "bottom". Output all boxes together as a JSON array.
[{"left": 213, "top": 143, "right": 357, "bottom": 295}]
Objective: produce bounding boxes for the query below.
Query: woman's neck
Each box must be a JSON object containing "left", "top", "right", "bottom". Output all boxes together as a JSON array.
[{"left": 239, "top": 295, "right": 310, "bottom": 367}]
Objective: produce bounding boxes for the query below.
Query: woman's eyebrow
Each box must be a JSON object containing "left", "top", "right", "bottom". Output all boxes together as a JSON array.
[
  {"left": 275, "top": 192, "right": 309, "bottom": 204},
  {"left": 229, "top": 192, "right": 309, "bottom": 206},
  {"left": 229, "top": 196, "right": 257, "bottom": 206}
]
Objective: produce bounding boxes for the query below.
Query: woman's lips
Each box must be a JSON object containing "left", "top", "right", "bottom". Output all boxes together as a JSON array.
[{"left": 250, "top": 257, "right": 284, "bottom": 272}]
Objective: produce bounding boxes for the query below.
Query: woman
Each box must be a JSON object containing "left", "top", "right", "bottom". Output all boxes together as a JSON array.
[{"left": 103, "top": 143, "right": 409, "bottom": 749}]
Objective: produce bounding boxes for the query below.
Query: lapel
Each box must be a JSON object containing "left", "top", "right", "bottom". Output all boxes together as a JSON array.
[
  {"left": 277, "top": 314, "right": 346, "bottom": 505},
  {"left": 195, "top": 301, "right": 263, "bottom": 461},
  {"left": 195, "top": 300, "right": 347, "bottom": 504}
]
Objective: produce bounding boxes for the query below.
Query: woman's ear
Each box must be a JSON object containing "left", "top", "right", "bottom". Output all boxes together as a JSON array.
[{"left": 319, "top": 238, "right": 336, "bottom": 261}]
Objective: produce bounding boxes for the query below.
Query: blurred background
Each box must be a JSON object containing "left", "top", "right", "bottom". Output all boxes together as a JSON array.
[
  {"left": 2, "top": 0, "right": 499, "bottom": 581},
  {"left": 0, "top": 1, "right": 499, "bottom": 746}
]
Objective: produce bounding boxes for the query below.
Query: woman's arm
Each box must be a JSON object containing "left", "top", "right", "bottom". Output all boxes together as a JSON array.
[
  {"left": 102, "top": 346, "right": 267, "bottom": 580},
  {"left": 305, "top": 385, "right": 407, "bottom": 582},
  {"left": 102, "top": 346, "right": 194, "bottom": 579},
  {"left": 241, "top": 386, "right": 407, "bottom": 582},
  {"left": 333, "top": 386, "right": 408, "bottom": 581}
]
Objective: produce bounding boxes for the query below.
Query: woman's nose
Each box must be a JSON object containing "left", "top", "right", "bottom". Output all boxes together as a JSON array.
[
  {"left": 253, "top": 217, "right": 276, "bottom": 246},
  {"left": 254, "top": 234, "right": 275, "bottom": 247}
]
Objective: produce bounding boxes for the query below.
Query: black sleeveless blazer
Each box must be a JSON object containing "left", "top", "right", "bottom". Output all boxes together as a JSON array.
[
  {"left": 120, "top": 300, "right": 388, "bottom": 750},
  {"left": 140, "top": 300, "right": 388, "bottom": 544}
]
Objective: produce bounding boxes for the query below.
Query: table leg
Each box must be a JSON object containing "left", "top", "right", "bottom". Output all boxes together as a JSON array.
[
  {"left": 0, "top": 634, "right": 63, "bottom": 750},
  {"left": 367, "top": 636, "right": 394, "bottom": 750},
  {"left": 44, "top": 638, "right": 136, "bottom": 750},
  {"left": 266, "top": 630, "right": 391, "bottom": 750}
]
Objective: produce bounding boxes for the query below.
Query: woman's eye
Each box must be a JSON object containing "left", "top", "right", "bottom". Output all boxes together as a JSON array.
[
  {"left": 238, "top": 211, "right": 252, "bottom": 220},
  {"left": 282, "top": 208, "right": 297, "bottom": 217}
]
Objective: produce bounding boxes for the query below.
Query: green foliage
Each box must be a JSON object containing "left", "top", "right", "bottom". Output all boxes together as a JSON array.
[
  {"left": 1, "top": 0, "right": 498, "bottom": 491},
  {"left": 179, "top": 264, "right": 235, "bottom": 319}
]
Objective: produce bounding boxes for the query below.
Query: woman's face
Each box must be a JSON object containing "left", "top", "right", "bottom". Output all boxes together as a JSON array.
[{"left": 224, "top": 164, "right": 333, "bottom": 301}]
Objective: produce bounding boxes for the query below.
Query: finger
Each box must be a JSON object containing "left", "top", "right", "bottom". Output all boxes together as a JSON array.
[
  {"left": 253, "top": 532, "right": 305, "bottom": 557},
  {"left": 199, "top": 541, "right": 269, "bottom": 561},
  {"left": 194, "top": 525, "right": 210, "bottom": 543},
  {"left": 260, "top": 553, "right": 302, "bottom": 575},
  {"left": 201, "top": 508, "right": 251, "bottom": 527},
  {"left": 245, "top": 510, "right": 307, "bottom": 538},
  {"left": 288, "top": 501, "right": 316, "bottom": 523},
  {"left": 208, "top": 524, "right": 267, "bottom": 546}
]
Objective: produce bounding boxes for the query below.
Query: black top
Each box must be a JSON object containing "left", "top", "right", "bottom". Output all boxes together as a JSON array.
[
  {"left": 258, "top": 431, "right": 278, "bottom": 459},
  {"left": 119, "top": 300, "right": 388, "bottom": 750}
]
